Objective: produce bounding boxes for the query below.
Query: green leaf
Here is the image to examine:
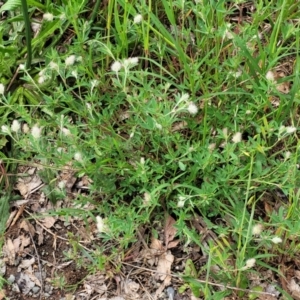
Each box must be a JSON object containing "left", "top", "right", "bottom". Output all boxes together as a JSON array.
[
  {"left": 178, "top": 161, "right": 186, "bottom": 171},
  {"left": 0, "top": 0, "right": 21, "bottom": 12}
]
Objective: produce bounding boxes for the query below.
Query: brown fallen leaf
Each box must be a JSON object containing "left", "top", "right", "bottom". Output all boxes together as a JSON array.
[
  {"left": 0, "top": 290, "right": 6, "bottom": 300},
  {"left": 4, "top": 238, "right": 17, "bottom": 265},
  {"left": 41, "top": 216, "right": 56, "bottom": 228},
  {"left": 164, "top": 215, "right": 177, "bottom": 248},
  {"left": 155, "top": 250, "right": 174, "bottom": 282},
  {"left": 20, "top": 220, "right": 36, "bottom": 236}
]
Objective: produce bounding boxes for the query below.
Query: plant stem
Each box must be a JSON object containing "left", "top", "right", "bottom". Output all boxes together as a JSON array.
[{"left": 21, "top": 0, "right": 32, "bottom": 69}]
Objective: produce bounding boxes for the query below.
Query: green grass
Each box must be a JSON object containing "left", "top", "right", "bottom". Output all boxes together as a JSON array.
[{"left": 0, "top": 0, "right": 300, "bottom": 298}]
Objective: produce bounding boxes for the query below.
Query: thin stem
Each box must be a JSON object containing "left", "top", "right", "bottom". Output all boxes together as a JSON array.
[{"left": 20, "top": 0, "right": 32, "bottom": 69}]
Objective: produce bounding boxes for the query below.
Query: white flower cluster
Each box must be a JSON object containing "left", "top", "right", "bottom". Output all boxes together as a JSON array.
[
  {"left": 252, "top": 223, "right": 283, "bottom": 244},
  {"left": 2, "top": 121, "right": 42, "bottom": 139},
  {"left": 111, "top": 57, "right": 139, "bottom": 72}
]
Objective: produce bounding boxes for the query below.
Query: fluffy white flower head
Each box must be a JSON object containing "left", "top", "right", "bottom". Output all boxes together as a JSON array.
[
  {"left": 38, "top": 75, "right": 47, "bottom": 84},
  {"left": 252, "top": 224, "right": 263, "bottom": 235},
  {"left": 129, "top": 57, "right": 139, "bottom": 65},
  {"left": 71, "top": 70, "right": 78, "bottom": 79},
  {"left": 232, "top": 132, "right": 242, "bottom": 143},
  {"left": 286, "top": 126, "right": 296, "bottom": 134},
  {"left": 74, "top": 152, "right": 83, "bottom": 162},
  {"left": 111, "top": 61, "right": 122, "bottom": 72},
  {"left": 49, "top": 61, "right": 59, "bottom": 71},
  {"left": 91, "top": 80, "right": 99, "bottom": 90},
  {"left": 187, "top": 102, "right": 198, "bottom": 115},
  {"left": 284, "top": 151, "right": 291, "bottom": 159},
  {"left": 180, "top": 93, "right": 189, "bottom": 102},
  {"left": 43, "top": 13, "right": 54, "bottom": 22},
  {"left": 134, "top": 14, "right": 143, "bottom": 24},
  {"left": 177, "top": 196, "right": 186, "bottom": 208},
  {"left": 62, "top": 128, "right": 71, "bottom": 136},
  {"left": 155, "top": 123, "right": 162, "bottom": 130},
  {"left": 271, "top": 236, "right": 282, "bottom": 244},
  {"left": 11, "top": 120, "right": 21, "bottom": 133},
  {"left": 266, "top": 70, "right": 275, "bottom": 82},
  {"left": 123, "top": 57, "right": 139, "bottom": 68},
  {"left": 22, "top": 123, "right": 30, "bottom": 133},
  {"left": 65, "top": 55, "right": 76, "bottom": 67},
  {"left": 0, "top": 83, "right": 5, "bottom": 95},
  {"left": 31, "top": 125, "right": 41, "bottom": 139},
  {"left": 241, "top": 258, "right": 256, "bottom": 270},
  {"left": 1, "top": 125, "right": 9, "bottom": 134},
  {"left": 143, "top": 192, "right": 151, "bottom": 205},
  {"left": 96, "top": 216, "right": 108, "bottom": 233}
]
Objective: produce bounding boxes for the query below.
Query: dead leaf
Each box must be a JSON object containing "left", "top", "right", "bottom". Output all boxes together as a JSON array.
[
  {"left": 167, "top": 239, "right": 180, "bottom": 249},
  {"left": 19, "top": 235, "right": 31, "bottom": 252},
  {"left": 18, "top": 257, "right": 35, "bottom": 270},
  {"left": 288, "top": 278, "right": 300, "bottom": 300},
  {"left": 16, "top": 175, "right": 43, "bottom": 198},
  {"left": 41, "top": 216, "right": 56, "bottom": 228},
  {"left": 123, "top": 279, "right": 140, "bottom": 299},
  {"left": 4, "top": 238, "right": 16, "bottom": 265},
  {"left": 20, "top": 220, "right": 36, "bottom": 236},
  {"left": 12, "top": 237, "right": 21, "bottom": 254},
  {"left": 25, "top": 271, "right": 41, "bottom": 287},
  {"left": 150, "top": 237, "right": 164, "bottom": 254},
  {"left": 35, "top": 225, "right": 44, "bottom": 245},
  {"left": 83, "top": 272, "right": 107, "bottom": 297},
  {"left": 171, "top": 121, "right": 187, "bottom": 132},
  {"left": 16, "top": 182, "right": 28, "bottom": 197},
  {"left": 164, "top": 215, "right": 177, "bottom": 249},
  {"left": 155, "top": 251, "right": 174, "bottom": 282},
  {"left": 276, "top": 82, "right": 290, "bottom": 94},
  {"left": 0, "top": 290, "right": 6, "bottom": 300}
]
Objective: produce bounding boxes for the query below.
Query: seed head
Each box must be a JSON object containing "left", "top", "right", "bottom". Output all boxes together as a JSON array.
[
  {"left": 38, "top": 75, "right": 47, "bottom": 84},
  {"left": 22, "top": 123, "right": 30, "bottom": 133},
  {"left": 177, "top": 196, "right": 186, "bottom": 208},
  {"left": 252, "top": 224, "right": 263, "bottom": 235},
  {"left": 286, "top": 126, "right": 296, "bottom": 134},
  {"left": 71, "top": 70, "right": 78, "bottom": 78},
  {"left": 74, "top": 152, "right": 83, "bottom": 162},
  {"left": 31, "top": 125, "right": 41, "bottom": 139},
  {"left": 187, "top": 102, "right": 198, "bottom": 115},
  {"left": 266, "top": 71, "right": 275, "bottom": 82},
  {"left": 143, "top": 192, "right": 151, "bottom": 205},
  {"left": 65, "top": 55, "right": 76, "bottom": 67},
  {"left": 241, "top": 258, "right": 256, "bottom": 270},
  {"left": 43, "top": 13, "right": 54, "bottom": 22},
  {"left": 11, "top": 120, "right": 21, "bottom": 133},
  {"left": 1, "top": 125, "right": 9, "bottom": 134},
  {"left": 49, "top": 61, "right": 59, "bottom": 71},
  {"left": 271, "top": 236, "right": 282, "bottom": 244},
  {"left": 62, "top": 128, "right": 71, "bottom": 136},
  {"left": 96, "top": 216, "right": 108, "bottom": 233},
  {"left": 180, "top": 93, "right": 190, "bottom": 102},
  {"left": 133, "top": 14, "right": 143, "bottom": 24},
  {"left": 232, "top": 132, "right": 242, "bottom": 143},
  {"left": 111, "top": 61, "right": 122, "bottom": 72}
]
